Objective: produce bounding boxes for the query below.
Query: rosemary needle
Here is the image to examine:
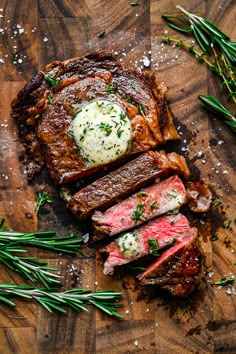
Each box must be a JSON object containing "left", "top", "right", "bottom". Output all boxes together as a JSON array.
[{"left": 0, "top": 284, "right": 124, "bottom": 318}]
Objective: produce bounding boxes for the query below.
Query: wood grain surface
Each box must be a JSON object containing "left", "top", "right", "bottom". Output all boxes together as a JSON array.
[{"left": 0, "top": 0, "right": 236, "bottom": 353}]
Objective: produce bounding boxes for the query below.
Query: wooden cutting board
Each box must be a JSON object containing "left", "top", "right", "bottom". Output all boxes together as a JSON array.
[{"left": 0, "top": 0, "right": 236, "bottom": 353}]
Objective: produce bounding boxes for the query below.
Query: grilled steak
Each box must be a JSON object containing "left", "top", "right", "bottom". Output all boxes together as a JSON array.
[
  {"left": 138, "top": 228, "right": 202, "bottom": 297},
  {"left": 92, "top": 175, "right": 187, "bottom": 238},
  {"left": 11, "top": 52, "right": 179, "bottom": 184},
  {"left": 67, "top": 150, "right": 190, "bottom": 220},
  {"left": 186, "top": 181, "right": 212, "bottom": 212},
  {"left": 100, "top": 213, "right": 190, "bottom": 275}
]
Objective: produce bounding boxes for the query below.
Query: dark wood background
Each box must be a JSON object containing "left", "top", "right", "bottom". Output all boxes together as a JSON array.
[{"left": 0, "top": 0, "right": 236, "bottom": 353}]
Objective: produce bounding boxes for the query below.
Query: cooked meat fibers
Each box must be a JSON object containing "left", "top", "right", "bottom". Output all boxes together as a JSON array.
[
  {"left": 100, "top": 213, "right": 190, "bottom": 275},
  {"left": 92, "top": 175, "right": 187, "bottom": 238},
  {"left": 138, "top": 228, "right": 202, "bottom": 297},
  {"left": 11, "top": 52, "right": 179, "bottom": 184},
  {"left": 67, "top": 150, "right": 190, "bottom": 220},
  {"left": 186, "top": 181, "right": 212, "bottom": 212}
]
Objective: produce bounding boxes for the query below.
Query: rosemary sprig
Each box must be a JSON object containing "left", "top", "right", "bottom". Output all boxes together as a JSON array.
[
  {"left": 0, "top": 219, "right": 84, "bottom": 254},
  {"left": 0, "top": 244, "right": 61, "bottom": 288},
  {"left": 162, "top": 5, "right": 236, "bottom": 133},
  {"left": 35, "top": 192, "right": 53, "bottom": 215},
  {"left": 215, "top": 277, "right": 235, "bottom": 286},
  {"left": 0, "top": 284, "right": 124, "bottom": 318},
  {"left": 198, "top": 95, "right": 236, "bottom": 132}
]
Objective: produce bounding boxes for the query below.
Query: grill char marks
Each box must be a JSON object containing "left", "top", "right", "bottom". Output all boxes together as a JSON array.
[
  {"left": 67, "top": 150, "right": 190, "bottom": 220},
  {"left": 11, "top": 52, "right": 180, "bottom": 184}
]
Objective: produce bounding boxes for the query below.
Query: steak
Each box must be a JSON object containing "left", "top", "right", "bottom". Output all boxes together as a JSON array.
[
  {"left": 11, "top": 52, "right": 179, "bottom": 184},
  {"left": 92, "top": 175, "right": 187, "bottom": 238},
  {"left": 138, "top": 228, "right": 202, "bottom": 297},
  {"left": 67, "top": 150, "right": 190, "bottom": 220},
  {"left": 186, "top": 181, "right": 212, "bottom": 212},
  {"left": 100, "top": 213, "right": 190, "bottom": 275}
]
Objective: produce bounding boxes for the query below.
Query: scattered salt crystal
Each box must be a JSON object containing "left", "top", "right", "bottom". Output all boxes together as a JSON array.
[
  {"left": 134, "top": 340, "right": 139, "bottom": 346},
  {"left": 19, "top": 28, "right": 24, "bottom": 34},
  {"left": 94, "top": 281, "right": 98, "bottom": 286},
  {"left": 0, "top": 29, "right": 4, "bottom": 33},
  {"left": 0, "top": 58, "right": 4, "bottom": 64},
  {"left": 222, "top": 170, "right": 228, "bottom": 174},
  {"left": 218, "top": 140, "right": 224, "bottom": 145},
  {"left": 83, "top": 233, "right": 89, "bottom": 243},
  {"left": 196, "top": 151, "right": 203, "bottom": 157},
  {"left": 208, "top": 272, "right": 214, "bottom": 278},
  {"left": 43, "top": 37, "right": 48, "bottom": 42},
  {"left": 18, "top": 58, "right": 23, "bottom": 63},
  {"left": 125, "top": 310, "right": 129, "bottom": 314},
  {"left": 143, "top": 56, "right": 150, "bottom": 67}
]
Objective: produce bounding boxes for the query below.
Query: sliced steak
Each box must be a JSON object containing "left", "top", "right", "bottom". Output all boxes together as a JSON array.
[
  {"left": 186, "top": 181, "right": 212, "bottom": 212},
  {"left": 100, "top": 213, "right": 190, "bottom": 275},
  {"left": 138, "top": 228, "right": 202, "bottom": 297},
  {"left": 92, "top": 175, "right": 187, "bottom": 238},
  {"left": 67, "top": 150, "right": 190, "bottom": 220},
  {"left": 11, "top": 52, "right": 179, "bottom": 184}
]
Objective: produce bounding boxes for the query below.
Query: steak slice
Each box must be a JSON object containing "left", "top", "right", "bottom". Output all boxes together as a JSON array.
[
  {"left": 92, "top": 175, "right": 187, "bottom": 238},
  {"left": 11, "top": 52, "right": 179, "bottom": 184},
  {"left": 100, "top": 213, "right": 190, "bottom": 275},
  {"left": 67, "top": 150, "right": 190, "bottom": 220},
  {"left": 138, "top": 228, "right": 202, "bottom": 297}
]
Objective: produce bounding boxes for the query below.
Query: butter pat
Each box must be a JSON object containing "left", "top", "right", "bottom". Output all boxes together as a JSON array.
[{"left": 70, "top": 100, "right": 132, "bottom": 167}]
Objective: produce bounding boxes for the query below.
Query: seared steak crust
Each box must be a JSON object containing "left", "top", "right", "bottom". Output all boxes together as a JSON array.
[
  {"left": 67, "top": 150, "right": 190, "bottom": 220},
  {"left": 138, "top": 228, "right": 202, "bottom": 297},
  {"left": 11, "top": 52, "right": 179, "bottom": 184}
]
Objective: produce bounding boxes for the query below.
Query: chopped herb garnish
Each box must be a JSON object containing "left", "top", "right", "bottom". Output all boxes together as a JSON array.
[
  {"left": 126, "top": 96, "right": 132, "bottom": 103},
  {"left": 131, "top": 80, "right": 137, "bottom": 89},
  {"left": 168, "top": 191, "right": 178, "bottom": 198},
  {"left": 130, "top": 2, "right": 139, "bottom": 6},
  {"left": 117, "top": 127, "right": 124, "bottom": 138},
  {"left": 120, "top": 112, "right": 126, "bottom": 120},
  {"left": 137, "top": 191, "right": 147, "bottom": 198},
  {"left": 106, "top": 84, "right": 117, "bottom": 94},
  {"left": 131, "top": 203, "right": 146, "bottom": 223},
  {"left": 149, "top": 201, "right": 157, "bottom": 210},
  {"left": 214, "top": 200, "right": 222, "bottom": 207},
  {"left": 169, "top": 238, "right": 176, "bottom": 247},
  {"left": 210, "top": 236, "right": 219, "bottom": 241},
  {"left": 44, "top": 73, "right": 61, "bottom": 87},
  {"left": 74, "top": 146, "right": 82, "bottom": 151},
  {"left": 97, "top": 30, "right": 105, "bottom": 38},
  {"left": 215, "top": 277, "right": 235, "bottom": 286},
  {"left": 225, "top": 220, "right": 232, "bottom": 228},
  {"left": 47, "top": 96, "right": 53, "bottom": 104},
  {"left": 35, "top": 114, "right": 41, "bottom": 119},
  {"left": 99, "top": 122, "right": 113, "bottom": 136},
  {"left": 137, "top": 104, "right": 145, "bottom": 116},
  {"left": 147, "top": 238, "right": 159, "bottom": 256}
]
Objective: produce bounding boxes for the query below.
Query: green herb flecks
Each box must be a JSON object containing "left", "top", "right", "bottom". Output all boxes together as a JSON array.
[
  {"left": 149, "top": 202, "right": 157, "bottom": 210},
  {"left": 47, "top": 96, "right": 53, "bottom": 104},
  {"left": 44, "top": 74, "right": 61, "bottom": 88},
  {"left": 99, "top": 122, "right": 113, "bottom": 136},
  {"left": 35, "top": 192, "right": 53, "bottom": 215},
  {"left": 137, "top": 191, "right": 147, "bottom": 198},
  {"left": 0, "top": 284, "right": 124, "bottom": 318},
  {"left": 130, "top": 2, "right": 139, "bottom": 6},
  {"left": 106, "top": 84, "right": 117, "bottom": 94},
  {"left": 214, "top": 200, "right": 222, "bottom": 207},
  {"left": 215, "top": 277, "right": 235, "bottom": 286},
  {"left": 131, "top": 203, "right": 146, "bottom": 223},
  {"left": 162, "top": 5, "right": 236, "bottom": 133},
  {"left": 97, "top": 30, "right": 105, "bottom": 38},
  {"left": 147, "top": 238, "right": 160, "bottom": 256}
]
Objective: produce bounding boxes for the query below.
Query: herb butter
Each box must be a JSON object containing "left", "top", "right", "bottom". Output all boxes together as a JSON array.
[
  {"left": 117, "top": 232, "right": 140, "bottom": 258},
  {"left": 69, "top": 100, "right": 132, "bottom": 167}
]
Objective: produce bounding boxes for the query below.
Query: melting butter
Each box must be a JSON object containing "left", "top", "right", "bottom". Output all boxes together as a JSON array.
[
  {"left": 117, "top": 232, "right": 140, "bottom": 258},
  {"left": 69, "top": 100, "right": 132, "bottom": 167}
]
